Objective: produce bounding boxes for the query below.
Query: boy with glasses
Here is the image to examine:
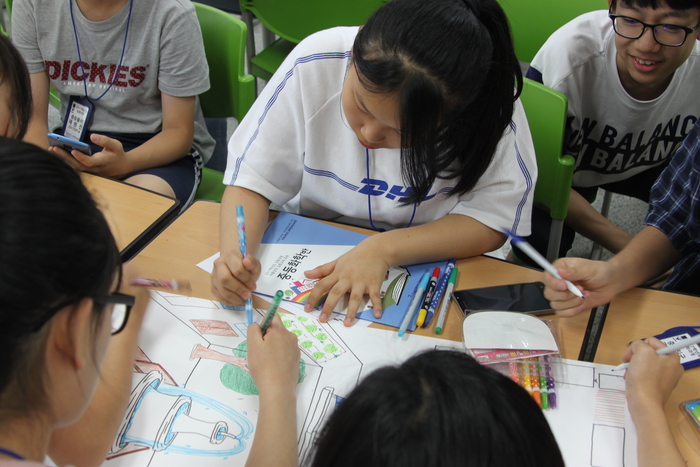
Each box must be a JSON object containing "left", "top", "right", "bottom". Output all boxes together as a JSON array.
[{"left": 521, "top": 0, "right": 700, "bottom": 264}]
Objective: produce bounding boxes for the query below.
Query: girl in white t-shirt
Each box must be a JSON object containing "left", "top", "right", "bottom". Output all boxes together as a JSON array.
[
  {"left": 0, "top": 139, "right": 147, "bottom": 466},
  {"left": 213, "top": 0, "right": 537, "bottom": 324}
]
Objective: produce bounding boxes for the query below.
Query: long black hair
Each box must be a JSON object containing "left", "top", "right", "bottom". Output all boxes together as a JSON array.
[
  {"left": 0, "top": 138, "right": 120, "bottom": 418},
  {"left": 0, "top": 35, "right": 32, "bottom": 139},
  {"left": 309, "top": 350, "right": 565, "bottom": 467},
  {"left": 353, "top": 0, "right": 522, "bottom": 205}
]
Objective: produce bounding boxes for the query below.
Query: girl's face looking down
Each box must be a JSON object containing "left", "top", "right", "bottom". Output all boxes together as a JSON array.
[{"left": 341, "top": 64, "right": 402, "bottom": 150}]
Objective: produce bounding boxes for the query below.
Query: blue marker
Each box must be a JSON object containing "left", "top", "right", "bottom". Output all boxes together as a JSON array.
[
  {"left": 398, "top": 270, "right": 431, "bottom": 338},
  {"left": 236, "top": 205, "right": 254, "bottom": 325}
]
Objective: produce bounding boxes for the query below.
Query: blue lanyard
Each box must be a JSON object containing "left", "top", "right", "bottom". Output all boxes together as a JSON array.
[
  {"left": 69, "top": 0, "right": 134, "bottom": 102},
  {"left": 364, "top": 148, "right": 417, "bottom": 231},
  {"left": 0, "top": 447, "right": 24, "bottom": 460}
]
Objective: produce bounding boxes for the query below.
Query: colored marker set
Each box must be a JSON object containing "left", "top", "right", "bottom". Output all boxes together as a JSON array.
[
  {"left": 507, "top": 356, "right": 558, "bottom": 410},
  {"left": 398, "top": 259, "right": 457, "bottom": 337},
  {"left": 462, "top": 312, "right": 562, "bottom": 410}
]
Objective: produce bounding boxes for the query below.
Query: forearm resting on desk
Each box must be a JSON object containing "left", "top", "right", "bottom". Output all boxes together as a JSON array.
[
  {"left": 564, "top": 189, "right": 632, "bottom": 254},
  {"left": 366, "top": 214, "right": 504, "bottom": 267}
]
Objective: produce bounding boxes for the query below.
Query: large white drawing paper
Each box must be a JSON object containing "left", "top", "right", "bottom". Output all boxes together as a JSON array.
[{"left": 102, "top": 291, "right": 637, "bottom": 467}]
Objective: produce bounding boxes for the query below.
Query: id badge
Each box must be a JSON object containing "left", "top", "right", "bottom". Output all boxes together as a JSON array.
[
  {"left": 654, "top": 326, "right": 700, "bottom": 370},
  {"left": 62, "top": 96, "right": 94, "bottom": 142}
]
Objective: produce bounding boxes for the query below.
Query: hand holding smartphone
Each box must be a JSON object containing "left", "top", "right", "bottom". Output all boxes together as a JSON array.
[{"left": 48, "top": 132, "right": 92, "bottom": 155}]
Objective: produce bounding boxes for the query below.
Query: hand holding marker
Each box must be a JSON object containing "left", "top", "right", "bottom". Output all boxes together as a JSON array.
[
  {"left": 503, "top": 228, "right": 585, "bottom": 299},
  {"left": 261, "top": 290, "right": 284, "bottom": 335},
  {"left": 611, "top": 333, "right": 700, "bottom": 371},
  {"left": 416, "top": 267, "right": 440, "bottom": 327}
]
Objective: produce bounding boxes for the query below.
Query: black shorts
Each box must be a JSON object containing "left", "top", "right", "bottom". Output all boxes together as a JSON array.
[{"left": 86, "top": 132, "right": 203, "bottom": 208}]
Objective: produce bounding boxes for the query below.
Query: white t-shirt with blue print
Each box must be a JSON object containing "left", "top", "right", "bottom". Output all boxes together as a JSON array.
[{"left": 225, "top": 27, "right": 536, "bottom": 235}]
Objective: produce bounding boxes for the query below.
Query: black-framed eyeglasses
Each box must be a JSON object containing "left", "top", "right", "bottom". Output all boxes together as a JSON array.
[
  {"left": 97, "top": 293, "right": 135, "bottom": 335},
  {"left": 30, "top": 292, "right": 135, "bottom": 335},
  {"left": 610, "top": 14, "right": 700, "bottom": 47}
]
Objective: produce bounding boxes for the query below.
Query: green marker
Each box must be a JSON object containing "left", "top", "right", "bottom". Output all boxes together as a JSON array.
[
  {"left": 261, "top": 290, "right": 284, "bottom": 335},
  {"left": 434, "top": 267, "right": 458, "bottom": 335}
]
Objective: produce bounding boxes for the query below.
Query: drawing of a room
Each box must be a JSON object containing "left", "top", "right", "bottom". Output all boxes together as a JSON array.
[{"left": 103, "top": 291, "right": 365, "bottom": 467}]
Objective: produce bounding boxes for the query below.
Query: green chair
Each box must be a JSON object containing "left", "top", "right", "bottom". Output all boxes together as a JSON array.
[
  {"left": 240, "top": 0, "right": 387, "bottom": 81},
  {"left": 497, "top": 0, "right": 608, "bottom": 63},
  {"left": 193, "top": 2, "right": 256, "bottom": 202},
  {"left": 518, "top": 78, "right": 574, "bottom": 262},
  {"left": 1, "top": 0, "right": 10, "bottom": 36}
]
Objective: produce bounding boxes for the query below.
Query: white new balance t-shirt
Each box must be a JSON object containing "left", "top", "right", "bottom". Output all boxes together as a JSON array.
[{"left": 530, "top": 10, "right": 700, "bottom": 188}]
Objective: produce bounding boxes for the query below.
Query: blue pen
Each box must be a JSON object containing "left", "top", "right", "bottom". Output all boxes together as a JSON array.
[
  {"left": 236, "top": 205, "right": 254, "bottom": 325},
  {"left": 398, "top": 270, "right": 431, "bottom": 338},
  {"left": 423, "top": 259, "right": 456, "bottom": 327}
]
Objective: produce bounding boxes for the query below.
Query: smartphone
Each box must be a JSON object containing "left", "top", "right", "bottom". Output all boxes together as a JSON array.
[
  {"left": 48, "top": 132, "right": 92, "bottom": 155},
  {"left": 451, "top": 281, "right": 553, "bottom": 316}
]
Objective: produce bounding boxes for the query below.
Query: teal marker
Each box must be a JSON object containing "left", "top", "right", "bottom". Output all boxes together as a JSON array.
[
  {"left": 261, "top": 290, "right": 284, "bottom": 335},
  {"left": 434, "top": 266, "right": 458, "bottom": 335},
  {"left": 398, "top": 270, "right": 431, "bottom": 338}
]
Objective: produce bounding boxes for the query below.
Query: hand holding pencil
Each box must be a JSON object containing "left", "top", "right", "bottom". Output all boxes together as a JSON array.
[
  {"left": 622, "top": 338, "right": 683, "bottom": 420},
  {"left": 540, "top": 256, "right": 623, "bottom": 317}
]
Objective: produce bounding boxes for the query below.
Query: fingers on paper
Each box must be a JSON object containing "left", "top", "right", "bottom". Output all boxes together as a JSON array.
[
  {"left": 307, "top": 276, "right": 339, "bottom": 322},
  {"left": 369, "top": 287, "right": 383, "bottom": 319},
  {"left": 304, "top": 260, "right": 336, "bottom": 279}
]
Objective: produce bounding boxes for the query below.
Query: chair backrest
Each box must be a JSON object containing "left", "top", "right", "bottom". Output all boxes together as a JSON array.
[
  {"left": 194, "top": 2, "right": 256, "bottom": 121},
  {"left": 520, "top": 78, "right": 574, "bottom": 222},
  {"left": 240, "top": 0, "right": 387, "bottom": 44},
  {"left": 1, "top": 0, "right": 12, "bottom": 36},
  {"left": 497, "top": 0, "right": 608, "bottom": 63}
]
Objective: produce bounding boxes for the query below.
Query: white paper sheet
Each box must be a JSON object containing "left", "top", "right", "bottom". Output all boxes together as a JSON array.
[{"left": 102, "top": 291, "right": 638, "bottom": 467}]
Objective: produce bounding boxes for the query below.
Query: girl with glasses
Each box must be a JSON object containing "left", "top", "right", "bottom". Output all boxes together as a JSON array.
[{"left": 0, "top": 138, "right": 147, "bottom": 466}]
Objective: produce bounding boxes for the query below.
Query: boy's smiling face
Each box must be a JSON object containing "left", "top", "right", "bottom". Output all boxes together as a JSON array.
[{"left": 611, "top": 1, "right": 700, "bottom": 100}]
